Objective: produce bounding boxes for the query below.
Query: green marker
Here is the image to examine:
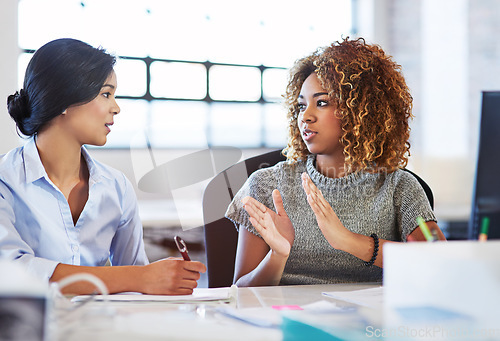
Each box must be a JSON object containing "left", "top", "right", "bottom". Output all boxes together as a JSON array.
[
  {"left": 416, "top": 216, "right": 434, "bottom": 242},
  {"left": 479, "top": 217, "right": 490, "bottom": 241}
]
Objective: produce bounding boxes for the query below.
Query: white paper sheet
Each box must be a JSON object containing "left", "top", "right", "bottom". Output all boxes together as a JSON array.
[
  {"left": 71, "top": 285, "right": 235, "bottom": 304},
  {"left": 322, "top": 286, "right": 384, "bottom": 309}
]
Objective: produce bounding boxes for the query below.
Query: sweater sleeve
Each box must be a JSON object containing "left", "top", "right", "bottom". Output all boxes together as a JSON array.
[
  {"left": 225, "top": 167, "right": 277, "bottom": 236},
  {"left": 393, "top": 171, "right": 437, "bottom": 241}
]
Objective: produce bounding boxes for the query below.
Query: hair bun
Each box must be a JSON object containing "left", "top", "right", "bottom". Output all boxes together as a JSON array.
[
  {"left": 7, "top": 89, "right": 30, "bottom": 122},
  {"left": 7, "top": 89, "right": 33, "bottom": 136}
]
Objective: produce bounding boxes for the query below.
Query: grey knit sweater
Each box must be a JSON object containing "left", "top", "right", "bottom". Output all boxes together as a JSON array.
[{"left": 225, "top": 154, "right": 436, "bottom": 285}]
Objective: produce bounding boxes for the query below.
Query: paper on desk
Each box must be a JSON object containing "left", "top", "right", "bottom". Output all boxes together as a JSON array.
[
  {"left": 322, "top": 286, "right": 383, "bottom": 309},
  {"left": 215, "top": 300, "right": 345, "bottom": 329},
  {"left": 71, "top": 285, "right": 236, "bottom": 304}
]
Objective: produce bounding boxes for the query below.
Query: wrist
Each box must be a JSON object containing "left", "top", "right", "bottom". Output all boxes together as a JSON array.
[
  {"left": 335, "top": 232, "right": 382, "bottom": 267},
  {"left": 270, "top": 249, "right": 289, "bottom": 262},
  {"left": 363, "top": 234, "right": 379, "bottom": 266},
  {"left": 266, "top": 250, "right": 288, "bottom": 285},
  {"left": 124, "top": 265, "right": 145, "bottom": 293},
  {"left": 330, "top": 229, "right": 356, "bottom": 251}
]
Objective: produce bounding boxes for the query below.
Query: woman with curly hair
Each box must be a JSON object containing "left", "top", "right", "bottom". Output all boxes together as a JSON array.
[{"left": 225, "top": 37, "right": 445, "bottom": 286}]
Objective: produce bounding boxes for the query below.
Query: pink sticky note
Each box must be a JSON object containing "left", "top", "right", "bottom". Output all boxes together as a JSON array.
[{"left": 271, "top": 305, "right": 303, "bottom": 311}]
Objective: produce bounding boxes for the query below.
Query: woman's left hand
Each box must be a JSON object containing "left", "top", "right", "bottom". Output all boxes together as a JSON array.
[{"left": 301, "top": 172, "right": 352, "bottom": 249}]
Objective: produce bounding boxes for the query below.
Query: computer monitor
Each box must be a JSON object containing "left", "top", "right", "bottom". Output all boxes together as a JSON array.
[{"left": 469, "top": 91, "right": 500, "bottom": 240}]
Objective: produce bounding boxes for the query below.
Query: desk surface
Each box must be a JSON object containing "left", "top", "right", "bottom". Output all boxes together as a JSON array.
[
  {"left": 51, "top": 282, "right": 493, "bottom": 341},
  {"left": 235, "top": 282, "right": 378, "bottom": 309},
  {"left": 51, "top": 283, "right": 379, "bottom": 341}
]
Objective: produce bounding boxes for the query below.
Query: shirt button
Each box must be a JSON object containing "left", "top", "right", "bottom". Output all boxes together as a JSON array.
[{"left": 72, "top": 245, "right": 79, "bottom": 252}]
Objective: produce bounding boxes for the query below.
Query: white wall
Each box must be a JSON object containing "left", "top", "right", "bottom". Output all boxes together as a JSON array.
[
  {"left": 354, "top": 0, "right": 477, "bottom": 223},
  {"left": 0, "top": 1, "right": 21, "bottom": 153}
]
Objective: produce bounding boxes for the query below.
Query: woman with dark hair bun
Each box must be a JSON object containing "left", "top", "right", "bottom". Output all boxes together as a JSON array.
[
  {"left": 8, "top": 38, "right": 117, "bottom": 137},
  {"left": 1, "top": 38, "right": 206, "bottom": 295}
]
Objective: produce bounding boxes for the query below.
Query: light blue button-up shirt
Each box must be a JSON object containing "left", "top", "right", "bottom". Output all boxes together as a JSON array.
[{"left": 0, "top": 138, "right": 149, "bottom": 281}]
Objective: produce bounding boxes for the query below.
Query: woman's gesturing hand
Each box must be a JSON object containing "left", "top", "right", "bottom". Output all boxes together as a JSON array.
[
  {"left": 301, "top": 172, "right": 352, "bottom": 249},
  {"left": 241, "top": 189, "right": 295, "bottom": 257}
]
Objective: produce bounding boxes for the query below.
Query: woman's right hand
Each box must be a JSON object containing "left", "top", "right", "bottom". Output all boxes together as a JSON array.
[
  {"left": 140, "top": 258, "right": 206, "bottom": 295},
  {"left": 241, "top": 189, "right": 295, "bottom": 257}
]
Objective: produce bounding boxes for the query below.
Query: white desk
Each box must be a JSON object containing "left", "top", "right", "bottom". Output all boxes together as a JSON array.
[
  {"left": 50, "top": 282, "right": 496, "bottom": 341},
  {"left": 50, "top": 283, "right": 380, "bottom": 341}
]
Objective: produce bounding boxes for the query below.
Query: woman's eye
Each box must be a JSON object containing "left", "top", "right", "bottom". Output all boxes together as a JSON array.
[
  {"left": 102, "top": 92, "right": 111, "bottom": 98},
  {"left": 317, "top": 100, "right": 328, "bottom": 107},
  {"left": 297, "top": 103, "right": 306, "bottom": 111}
]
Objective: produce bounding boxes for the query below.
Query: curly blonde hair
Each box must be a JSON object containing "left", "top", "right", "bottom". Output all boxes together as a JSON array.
[{"left": 283, "top": 37, "right": 413, "bottom": 173}]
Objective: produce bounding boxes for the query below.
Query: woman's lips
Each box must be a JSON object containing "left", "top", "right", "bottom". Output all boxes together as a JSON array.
[
  {"left": 105, "top": 122, "right": 113, "bottom": 133},
  {"left": 302, "top": 128, "right": 317, "bottom": 142}
]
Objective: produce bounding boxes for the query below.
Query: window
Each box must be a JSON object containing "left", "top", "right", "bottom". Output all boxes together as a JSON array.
[
  {"left": 18, "top": 0, "right": 352, "bottom": 149},
  {"left": 150, "top": 62, "right": 207, "bottom": 100}
]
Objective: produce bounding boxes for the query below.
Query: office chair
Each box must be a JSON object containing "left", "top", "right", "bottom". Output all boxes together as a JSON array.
[
  {"left": 202, "top": 150, "right": 434, "bottom": 288},
  {"left": 202, "top": 150, "right": 286, "bottom": 288},
  {"left": 402, "top": 168, "right": 434, "bottom": 210}
]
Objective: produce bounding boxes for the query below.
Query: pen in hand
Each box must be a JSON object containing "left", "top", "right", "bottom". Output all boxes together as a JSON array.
[
  {"left": 479, "top": 216, "right": 490, "bottom": 242},
  {"left": 174, "top": 235, "right": 191, "bottom": 261},
  {"left": 416, "top": 216, "right": 435, "bottom": 242}
]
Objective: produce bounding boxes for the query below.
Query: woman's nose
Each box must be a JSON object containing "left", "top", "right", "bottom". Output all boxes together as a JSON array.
[
  {"left": 301, "top": 106, "right": 315, "bottom": 122},
  {"left": 113, "top": 99, "right": 120, "bottom": 115}
]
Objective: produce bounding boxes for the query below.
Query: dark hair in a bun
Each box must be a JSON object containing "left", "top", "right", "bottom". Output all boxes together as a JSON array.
[
  {"left": 7, "top": 89, "right": 30, "bottom": 126},
  {"left": 7, "top": 38, "right": 116, "bottom": 137}
]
